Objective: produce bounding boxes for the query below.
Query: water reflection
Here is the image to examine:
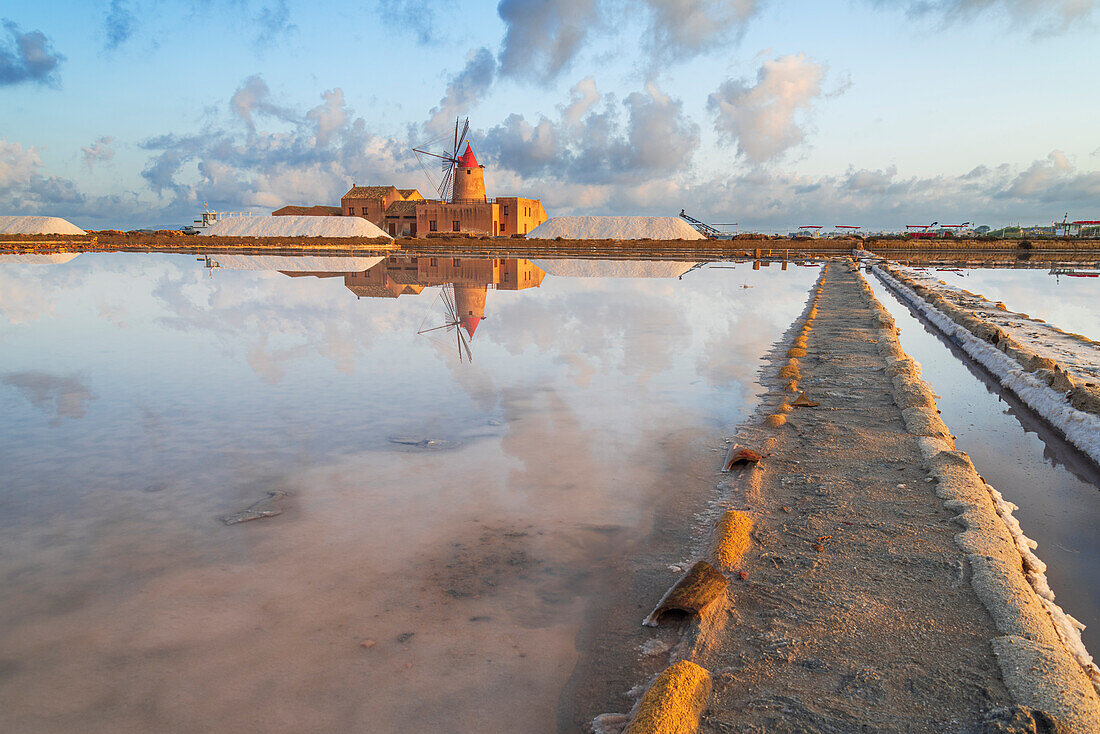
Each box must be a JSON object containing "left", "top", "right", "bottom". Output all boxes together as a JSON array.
[{"left": 0, "top": 253, "right": 816, "bottom": 733}]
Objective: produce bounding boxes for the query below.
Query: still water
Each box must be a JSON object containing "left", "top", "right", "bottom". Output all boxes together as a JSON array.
[
  {"left": 868, "top": 269, "right": 1100, "bottom": 652},
  {"left": 0, "top": 253, "right": 818, "bottom": 733}
]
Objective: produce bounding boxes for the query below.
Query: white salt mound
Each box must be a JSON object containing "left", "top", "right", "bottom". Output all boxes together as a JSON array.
[
  {"left": 208, "top": 254, "right": 385, "bottom": 272},
  {"left": 200, "top": 215, "right": 391, "bottom": 239},
  {"left": 532, "top": 259, "right": 698, "bottom": 279},
  {"left": 527, "top": 216, "right": 705, "bottom": 241},
  {"left": 0, "top": 216, "right": 85, "bottom": 235}
]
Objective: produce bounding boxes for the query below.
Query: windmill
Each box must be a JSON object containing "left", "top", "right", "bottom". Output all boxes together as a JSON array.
[
  {"left": 417, "top": 283, "right": 474, "bottom": 363},
  {"left": 413, "top": 117, "right": 470, "bottom": 202}
]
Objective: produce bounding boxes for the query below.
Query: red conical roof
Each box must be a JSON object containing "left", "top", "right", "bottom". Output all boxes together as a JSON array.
[
  {"left": 457, "top": 143, "right": 479, "bottom": 168},
  {"left": 460, "top": 315, "right": 481, "bottom": 337}
]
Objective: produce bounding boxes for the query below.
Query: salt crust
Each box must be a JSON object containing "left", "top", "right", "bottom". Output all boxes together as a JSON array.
[
  {"left": 872, "top": 265, "right": 1100, "bottom": 706},
  {"left": 0, "top": 215, "right": 85, "bottom": 235},
  {"left": 526, "top": 216, "right": 706, "bottom": 241},
  {"left": 199, "top": 215, "right": 391, "bottom": 239},
  {"left": 530, "top": 259, "right": 697, "bottom": 279}
]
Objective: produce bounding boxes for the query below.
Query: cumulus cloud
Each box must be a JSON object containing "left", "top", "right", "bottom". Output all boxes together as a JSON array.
[
  {"left": 426, "top": 47, "right": 497, "bottom": 135},
  {"left": 0, "top": 139, "right": 84, "bottom": 209},
  {"left": 102, "top": 0, "right": 136, "bottom": 51},
  {"left": 497, "top": 0, "right": 598, "bottom": 82},
  {"left": 481, "top": 78, "right": 699, "bottom": 187},
  {"left": 0, "top": 20, "right": 64, "bottom": 87},
  {"left": 2, "top": 371, "right": 96, "bottom": 425},
  {"left": 997, "top": 149, "right": 1100, "bottom": 202},
  {"left": 82, "top": 136, "right": 116, "bottom": 170},
  {"left": 230, "top": 74, "right": 299, "bottom": 132},
  {"left": 140, "top": 76, "right": 421, "bottom": 217},
  {"left": 872, "top": 0, "right": 1098, "bottom": 32},
  {"left": 642, "top": 0, "right": 764, "bottom": 61},
  {"left": 707, "top": 54, "right": 826, "bottom": 162}
]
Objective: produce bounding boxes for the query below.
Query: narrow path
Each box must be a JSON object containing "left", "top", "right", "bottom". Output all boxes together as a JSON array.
[{"left": 700, "top": 264, "right": 1016, "bottom": 730}]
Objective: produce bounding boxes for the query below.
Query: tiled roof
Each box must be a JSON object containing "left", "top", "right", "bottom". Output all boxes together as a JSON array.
[
  {"left": 385, "top": 199, "right": 420, "bottom": 216},
  {"left": 398, "top": 189, "right": 423, "bottom": 200},
  {"left": 272, "top": 205, "right": 342, "bottom": 216},
  {"left": 343, "top": 186, "right": 397, "bottom": 199}
]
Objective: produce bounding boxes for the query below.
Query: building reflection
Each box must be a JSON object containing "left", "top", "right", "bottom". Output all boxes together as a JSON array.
[{"left": 281, "top": 255, "right": 546, "bottom": 338}]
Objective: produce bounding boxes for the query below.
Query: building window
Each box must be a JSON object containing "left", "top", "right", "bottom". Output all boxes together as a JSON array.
[
  {"left": 348, "top": 207, "right": 355, "bottom": 215},
  {"left": 500, "top": 222, "right": 505, "bottom": 233},
  {"left": 452, "top": 220, "right": 460, "bottom": 232},
  {"left": 503, "top": 272, "right": 509, "bottom": 282},
  {"left": 502, "top": 205, "right": 508, "bottom": 215},
  {"left": 453, "top": 258, "right": 461, "bottom": 267},
  {"left": 429, "top": 220, "right": 437, "bottom": 231},
  {"left": 430, "top": 257, "right": 438, "bottom": 267}
]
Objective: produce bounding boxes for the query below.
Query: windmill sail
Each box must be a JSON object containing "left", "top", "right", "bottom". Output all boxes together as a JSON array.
[
  {"left": 416, "top": 284, "right": 474, "bottom": 363},
  {"left": 412, "top": 117, "right": 470, "bottom": 201}
]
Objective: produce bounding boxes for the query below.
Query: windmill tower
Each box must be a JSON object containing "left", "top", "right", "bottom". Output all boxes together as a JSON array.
[
  {"left": 452, "top": 144, "right": 486, "bottom": 203},
  {"left": 412, "top": 117, "right": 486, "bottom": 203}
]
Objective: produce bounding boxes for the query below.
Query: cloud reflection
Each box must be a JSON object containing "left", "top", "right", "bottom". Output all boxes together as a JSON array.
[{"left": 2, "top": 371, "right": 96, "bottom": 424}]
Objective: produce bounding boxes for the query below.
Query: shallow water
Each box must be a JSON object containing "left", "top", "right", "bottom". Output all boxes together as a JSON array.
[
  {"left": 907, "top": 266, "right": 1100, "bottom": 340},
  {"left": 0, "top": 253, "right": 819, "bottom": 733},
  {"left": 869, "top": 270, "right": 1100, "bottom": 653}
]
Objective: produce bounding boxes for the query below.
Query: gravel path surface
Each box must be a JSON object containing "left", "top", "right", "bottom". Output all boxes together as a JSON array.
[{"left": 696, "top": 264, "right": 1021, "bottom": 731}]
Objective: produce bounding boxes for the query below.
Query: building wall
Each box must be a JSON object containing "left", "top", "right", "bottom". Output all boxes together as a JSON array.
[
  {"left": 342, "top": 188, "right": 401, "bottom": 226},
  {"left": 497, "top": 258, "right": 545, "bottom": 290},
  {"left": 416, "top": 201, "right": 498, "bottom": 236},
  {"left": 453, "top": 165, "right": 487, "bottom": 203},
  {"left": 497, "top": 197, "right": 547, "bottom": 236},
  {"left": 416, "top": 256, "right": 499, "bottom": 286}
]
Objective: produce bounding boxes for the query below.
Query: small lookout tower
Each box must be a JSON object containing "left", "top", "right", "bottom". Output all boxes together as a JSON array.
[{"left": 452, "top": 144, "right": 486, "bottom": 203}]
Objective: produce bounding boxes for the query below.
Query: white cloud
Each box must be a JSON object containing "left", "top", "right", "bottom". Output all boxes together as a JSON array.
[
  {"left": 82, "top": 136, "right": 115, "bottom": 170},
  {"left": 642, "top": 0, "right": 764, "bottom": 60},
  {"left": 707, "top": 54, "right": 827, "bottom": 162}
]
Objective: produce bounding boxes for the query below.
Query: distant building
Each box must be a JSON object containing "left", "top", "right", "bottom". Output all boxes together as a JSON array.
[
  {"left": 274, "top": 143, "right": 546, "bottom": 237},
  {"left": 415, "top": 145, "right": 546, "bottom": 237}
]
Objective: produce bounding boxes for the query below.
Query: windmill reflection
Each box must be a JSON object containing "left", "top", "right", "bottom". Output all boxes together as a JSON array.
[{"left": 281, "top": 255, "right": 546, "bottom": 361}]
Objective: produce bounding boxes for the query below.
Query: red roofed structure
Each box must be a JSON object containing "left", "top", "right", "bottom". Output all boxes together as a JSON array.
[{"left": 457, "top": 144, "right": 480, "bottom": 169}]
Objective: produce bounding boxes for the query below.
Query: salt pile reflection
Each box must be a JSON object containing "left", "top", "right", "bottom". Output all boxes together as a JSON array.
[{"left": 0, "top": 253, "right": 818, "bottom": 733}]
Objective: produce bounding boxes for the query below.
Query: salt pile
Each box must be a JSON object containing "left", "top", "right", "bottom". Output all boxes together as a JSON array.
[
  {"left": 200, "top": 215, "right": 391, "bottom": 239},
  {"left": 208, "top": 254, "right": 385, "bottom": 272},
  {"left": 0, "top": 216, "right": 85, "bottom": 235},
  {"left": 527, "top": 216, "right": 705, "bottom": 241},
  {"left": 532, "top": 259, "right": 698, "bottom": 279}
]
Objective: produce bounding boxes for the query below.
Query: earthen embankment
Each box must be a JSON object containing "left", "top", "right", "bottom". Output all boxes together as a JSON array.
[{"left": 602, "top": 262, "right": 1100, "bottom": 733}]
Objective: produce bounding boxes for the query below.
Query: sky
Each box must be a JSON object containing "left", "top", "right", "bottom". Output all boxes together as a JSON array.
[{"left": 1, "top": 0, "right": 1098, "bottom": 231}]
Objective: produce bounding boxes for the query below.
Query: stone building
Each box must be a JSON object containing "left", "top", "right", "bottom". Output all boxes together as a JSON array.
[
  {"left": 415, "top": 145, "right": 545, "bottom": 237},
  {"left": 277, "top": 143, "right": 545, "bottom": 237}
]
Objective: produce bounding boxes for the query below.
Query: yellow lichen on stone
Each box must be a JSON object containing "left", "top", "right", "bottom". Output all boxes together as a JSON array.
[
  {"left": 711, "top": 510, "right": 753, "bottom": 570},
  {"left": 624, "top": 660, "right": 712, "bottom": 734}
]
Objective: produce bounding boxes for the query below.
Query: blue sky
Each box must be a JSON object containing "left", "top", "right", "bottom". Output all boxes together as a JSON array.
[{"left": 2, "top": 0, "right": 1098, "bottom": 230}]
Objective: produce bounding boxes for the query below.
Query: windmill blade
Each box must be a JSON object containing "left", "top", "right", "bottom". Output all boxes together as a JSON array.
[
  {"left": 438, "top": 165, "right": 455, "bottom": 200},
  {"left": 459, "top": 330, "right": 472, "bottom": 363},
  {"left": 456, "top": 118, "right": 470, "bottom": 155}
]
